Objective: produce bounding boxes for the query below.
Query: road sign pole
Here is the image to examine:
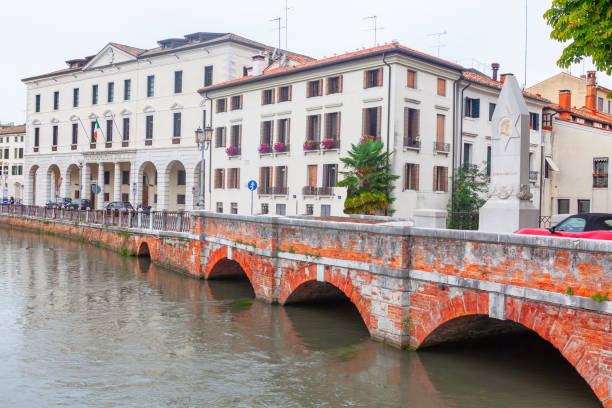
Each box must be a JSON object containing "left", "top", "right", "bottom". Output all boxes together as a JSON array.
[{"left": 251, "top": 190, "right": 253, "bottom": 215}]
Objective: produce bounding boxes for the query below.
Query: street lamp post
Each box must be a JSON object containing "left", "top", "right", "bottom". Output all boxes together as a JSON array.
[
  {"left": 78, "top": 160, "right": 84, "bottom": 199},
  {"left": 195, "top": 126, "right": 213, "bottom": 209}
]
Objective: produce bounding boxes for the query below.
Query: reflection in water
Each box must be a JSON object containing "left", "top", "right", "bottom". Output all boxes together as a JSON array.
[{"left": 0, "top": 227, "right": 601, "bottom": 408}]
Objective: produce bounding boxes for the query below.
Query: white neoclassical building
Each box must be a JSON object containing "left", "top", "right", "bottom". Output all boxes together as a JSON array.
[
  {"left": 22, "top": 32, "right": 311, "bottom": 210},
  {"left": 201, "top": 45, "right": 549, "bottom": 218},
  {"left": 0, "top": 124, "right": 25, "bottom": 202}
]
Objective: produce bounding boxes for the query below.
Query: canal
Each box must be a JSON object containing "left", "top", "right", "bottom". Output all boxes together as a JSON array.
[{"left": 0, "top": 228, "right": 601, "bottom": 407}]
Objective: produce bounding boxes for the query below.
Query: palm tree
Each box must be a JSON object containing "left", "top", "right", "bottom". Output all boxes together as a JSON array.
[{"left": 337, "top": 136, "right": 399, "bottom": 215}]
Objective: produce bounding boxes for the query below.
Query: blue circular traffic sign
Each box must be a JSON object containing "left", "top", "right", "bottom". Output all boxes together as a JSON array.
[
  {"left": 92, "top": 185, "right": 102, "bottom": 194},
  {"left": 247, "top": 180, "right": 258, "bottom": 191}
]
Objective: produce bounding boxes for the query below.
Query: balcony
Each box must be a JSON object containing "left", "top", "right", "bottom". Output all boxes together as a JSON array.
[
  {"left": 434, "top": 141, "right": 450, "bottom": 154},
  {"left": 302, "top": 186, "right": 335, "bottom": 196},
  {"left": 529, "top": 171, "right": 539, "bottom": 181},
  {"left": 270, "top": 186, "right": 288, "bottom": 195},
  {"left": 593, "top": 174, "right": 608, "bottom": 189},
  {"left": 404, "top": 138, "right": 421, "bottom": 150},
  {"left": 463, "top": 163, "right": 479, "bottom": 171}
]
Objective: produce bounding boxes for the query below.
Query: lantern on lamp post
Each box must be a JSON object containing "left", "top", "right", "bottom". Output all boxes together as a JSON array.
[{"left": 195, "top": 126, "right": 213, "bottom": 209}]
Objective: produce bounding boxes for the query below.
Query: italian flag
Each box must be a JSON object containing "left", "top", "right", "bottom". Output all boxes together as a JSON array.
[{"left": 94, "top": 119, "right": 102, "bottom": 141}]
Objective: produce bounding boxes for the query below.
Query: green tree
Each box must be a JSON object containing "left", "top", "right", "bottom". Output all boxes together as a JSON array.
[
  {"left": 544, "top": 0, "right": 612, "bottom": 96},
  {"left": 337, "top": 136, "right": 399, "bottom": 215},
  {"left": 447, "top": 166, "right": 489, "bottom": 230}
]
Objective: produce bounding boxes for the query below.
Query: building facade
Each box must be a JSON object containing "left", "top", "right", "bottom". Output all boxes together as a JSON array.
[
  {"left": 0, "top": 125, "right": 25, "bottom": 202},
  {"left": 201, "top": 46, "right": 548, "bottom": 218},
  {"left": 22, "top": 32, "right": 311, "bottom": 210}
]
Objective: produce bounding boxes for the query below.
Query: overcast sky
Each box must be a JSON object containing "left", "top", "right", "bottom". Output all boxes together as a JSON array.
[{"left": 2, "top": 0, "right": 610, "bottom": 124}]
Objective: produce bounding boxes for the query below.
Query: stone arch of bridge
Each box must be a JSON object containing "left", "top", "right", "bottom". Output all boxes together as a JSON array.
[
  {"left": 278, "top": 265, "right": 372, "bottom": 332},
  {"left": 414, "top": 291, "right": 608, "bottom": 405},
  {"left": 205, "top": 246, "right": 254, "bottom": 286}
]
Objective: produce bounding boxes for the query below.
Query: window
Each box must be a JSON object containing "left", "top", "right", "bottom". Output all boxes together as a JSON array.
[
  {"left": 104, "top": 171, "right": 110, "bottom": 185},
  {"left": 262, "top": 89, "right": 274, "bottom": 105},
  {"left": 107, "top": 82, "right": 114, "bottom": 102},
  {"left": 122, "top": 118, "right": 130, "bottom": 141},
  {"left": 73, "top": 88, "right": 79, "bottom": 107},
  {"left": 320, "top": 204, "right": 331, "bottom": 217},
  {"left": 437, "top": 78, "right": 446, "bottom": 96},
  {"left": 404, "top": 163, "right": 419, "bottom": 190},
  {"left": 557, "top": 199, "right": 570, "bottom": 214},
  {"left": 327, "top": 76, "right": 342, "bottom": 94},
  {"left": 486, "top": 146, "right": 492, "bottom": 176},
  {"left": 90, "top": 121, "right": 96, "bottom": 143},
  {"left": 577, "top": 199, "right": 590, "bottom": 214},
  {"left": 52, "top": 125, "right": 58, "bottom": 146},
  {"left": 35, "top": 94, "right": 40, "bottom": 112},
  {"left": 122, "top": 193, "right": 129, "bottom": 202},
  {"left": 404, "top": 107, "right": 420, "bottom": 146},
  {"left": 215, "top": 127, "right": 226, "bottom": 148},
  {"left": 230, "top": 202, "right": 238, "bottom": 214},
  {"left": 227, "top": 168, "right": 240, "bottom": 189},
  {"left": 362, "top": 107, "right": 381, "bottom": 138},
  {"left": 71, "top": 123, "right": 78, "bottom": 145},
  {"left": 174, "top": 71, "right": 182, "bottom": 93},
  {"left": 306, "top": 204, "right": 314, "bottom": 215},
  {"left": 214, "top": 169, "right": 225, "bottom": 189},
  {"left": 145, "top": 116, "right": 153, "bottom": 140},
  {"left": 261, "top": 121, "right": 273, "bottom": 147},
  {"left": 307, "top": 80, "right": 322, "bottom": 97},
  {"left": 106, "top": 120, "right": 113, "bottom": 142},
  {"left": 322, "top": 164, "right": 337, "bottom": 188},
  {"left": 177, "top": 170, "right": 186, "bottom": 185},
  {"left": 104, "top": 193, "right": 110, "bottom": 202},
  {"left": 593, "top": 158, "right": 608, "bottom": 188},
  {"left": 278, "top": 86, "right": 291, "bottom": 102},
  {"left": 13, "top": 148, "right": 18, "bottom": 159},
  {"left": 204, "top": 65, "right": 213, "bottom": 86},
  {"left": 230, "top": 125, "right": 241, "bottom": 150},
  {"left": 407, "top": 70, "right": 416, "bottom": 88},
  {"left": 18, "top": 148, "right": 23, "bottom": 159},
  {"left": 124, "top": 79, "right": 131, "bottom": 100},
  {"left": 542, "top": 113, "right": 552, "bottom": 129},
  {"left": 306, "top": 114, "right": 321, "bottom": 143},
  {"left": 275, "top": 166, "right": 288, "bottom": 192},
  {"left": 435, "top": 114, "right": 446, "bottom": 150},
  {"left": 276, "top": 204, "right": 286, "bottom": 216},
  {"left": 53, "top": 91, "right": 59, "bottom": 110},
  {"left": 146, "top": 75, "right": 155, "bottom": 97},
  {"left": 364, "top": 68, "right": 383, "bottom": 88},
  {"left": 216, "top": 202, "right": 223, "bottom": 213},
  {"left": 325, "top": 112, "right": 341, "bottom": 142},
  {"left": 307, "top": 165, "right": 317, "bottom": 188},
  {"left": 597, "top": 97, "right": 604, "bottom": 112},
  {"left": 278, "top": 118, "right": 290, "bottom": 146},
  {"left": 92, "top": 84, "right": 98, "bottom": 104},
  {"left": 259, "top": 167, "right": 272, "bottom": 193},
  {"left": 556, "top": 216, "right": 586, "bottom": 232},
  {"left": 3, "top": 149, "right": 7, "bottom": 159},
  {"left": 489, "top": 103, "right": 496, "bottom": 121},
  {"left": 433, "top": 166, "right": 448, "bottom": 192},
  {"left": 529, "top": 113, "right": 539, "bottom": 130},
  {"left": 230, "top": 95, "right": 243, "bottom": 110},
  {"left": 122, "top": 170, "right": 130, "bottom": 185},
  {"left": 465, "top": 97, "right": 480, "bottom": 118},
  {"left": 34, "top": 128, "right": 40, "bottom": 147},
  {"left": 173, "top": 112, "right": 181, "bottom": 138},
  {"left": 216, "top": 98, "right": 227, "bottom": 113},
  {"left": 261, "top": 203, "right": 269, "bottom": 214},
  {"left": 463, "top": 143, "right": 472, "bottom": 168}
]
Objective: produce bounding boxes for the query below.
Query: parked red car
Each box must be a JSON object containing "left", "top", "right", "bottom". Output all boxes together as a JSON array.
[{"left": 515, "top": 213, "right": 612, "bottom": 240}]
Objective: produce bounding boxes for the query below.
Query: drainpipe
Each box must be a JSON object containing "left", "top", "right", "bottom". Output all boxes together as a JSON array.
[
  {"left": 203, "top": 91, "right": 213, "bottom": 212},
  {"left": 539, "top": 111, "right": 558, "bottom": 224},
  {"left": 382, "top": 53, "right": 392, "bottom": 216},
  {"left": 451, "top": 81, "right": 471, "bottom": 214},
  {"left": 451, "top": 80, "right": 458, "bottom": 207},
  {"left": 458, "top": 82, "right": 471, "bottom": 169}
]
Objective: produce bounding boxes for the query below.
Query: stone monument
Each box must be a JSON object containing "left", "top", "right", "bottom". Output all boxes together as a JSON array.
[{"left": 479, "top": 74, "right": 538, "bottom": 233}]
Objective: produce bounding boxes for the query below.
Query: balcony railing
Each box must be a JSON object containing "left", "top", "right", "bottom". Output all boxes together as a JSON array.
[
  {"left": 270, "top": 186, "right": 288, "bottom": 195},
  {"left": 258, "top": 186, "right": 272, "bottom": 195},
  {"left": 404, "top": 138, "right": 421, "bottom": 149},
  {"left": 434, "top": 141, "right": 450, "bottom": 153},
  {"left": 529, "top": 171, "right": 539, "bottom": 181},
  {"left": 593, "top": 174, "right": 608, "bottom": 188},
  {"left": 302, "top": 186, "right": 335, "bottom": 196},
  {"left": 302, "top": 186, "right": 317, "bottom": 196},
  {"left": 463, "top": 163, "right": 479, "bottom": 171}
]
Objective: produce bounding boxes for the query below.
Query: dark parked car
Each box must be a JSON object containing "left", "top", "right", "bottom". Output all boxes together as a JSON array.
[
  {"left": 103, "top": 201, "right": 134, "bottom": 212},
  {"left": 515, "top": 213, "right": 612, "bottom": 240},
  {"left": 45, "top": 197, "right": 72, "bottom": 208},
  {"left": 66, "top": 199, "right": 92, "bottom": 210}
]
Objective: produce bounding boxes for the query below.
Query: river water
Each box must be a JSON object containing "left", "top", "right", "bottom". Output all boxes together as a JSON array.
[{"left": 0, "top": 228, "right": 601, "bottom": 407}]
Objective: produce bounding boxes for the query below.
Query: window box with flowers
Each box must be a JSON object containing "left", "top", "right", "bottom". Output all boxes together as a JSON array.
[
  {"left": 274, "top": 141, "right": 289, "bottom": 153},
  {"left": 258, "top": 144, "right": 271, "bottom": 154},
  {"left": 303, "top": 139, "right": 319, "bottom": 151},
  {"left": 226, "top": 145, "right": 240, "bottom": 157},
  {"left": 360, "top": 134, "right": 376, "bottom": 144},
  {"left": 321, "top": 139, "right": 339, "bottom": 150}
]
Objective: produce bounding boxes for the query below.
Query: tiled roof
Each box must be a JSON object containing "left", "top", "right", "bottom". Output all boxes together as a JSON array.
[
  {"left": 200, "top": 43, "right": 463, "bottom": 92},
  {"left": 461, "top": 70, "right": 551, "bottom": 103},
  {"left": 547, "top": 103, "right": 612, "bottom": 127},
  {"left": 109, "top": 42, "right": 146, "bottom": 57},
  {"left": 0, "top": 124, "right": 25, "bottom": 135}
]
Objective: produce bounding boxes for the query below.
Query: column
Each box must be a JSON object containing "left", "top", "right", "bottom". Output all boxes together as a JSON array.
[
  {"left": 130, "top": 161, "right": 139, "bottom": 206},
  {"left": 62, "top": 167, "right": 71, "bottom": 198},
  {"left": 157, "top": 166, "right": 167, "bottom": 210},
  {"left": 185, "top": 166, "right": 195, "bottom": 211},
  {"left": 97, "top": 163, "right": 104, "bottom": 210},
  {"left": 24, "top": 167, "right": 33, "bottom": 205},
  {"left": 113, "top": 162, "right": 121, "bottom": 202},
  {"left": 81, "top": 164, "right": 90, "bottom": 201}
]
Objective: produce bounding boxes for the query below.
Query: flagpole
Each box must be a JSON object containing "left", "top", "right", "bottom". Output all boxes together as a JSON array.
[
  {"left": 111, "top": 113, "right": 123, "bottom": 143},
  {"left": 77, "top": 118, "right": 89, "bottom": 145},
  {"left": 96, "top": 116, "right": 107, "bottom": 142}
]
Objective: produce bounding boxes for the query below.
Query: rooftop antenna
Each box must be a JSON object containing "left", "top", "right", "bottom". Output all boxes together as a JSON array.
[
  {"left": 270, "top": 17, "right": 281, "bottom": 51},
  {"left": 283, "top": 0, "right": 293, "bottom": 50},
  {"left": 363, "top": 15, "right": 384, "bottom": 47},
  {"left": 523, "top": 0, "right": 527, "bottom": 88},
  {"left": 427, "top": 30, "right": 447, "bottom": 57}
]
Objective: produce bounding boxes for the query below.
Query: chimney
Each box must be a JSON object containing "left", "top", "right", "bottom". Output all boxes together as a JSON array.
[
  {"left": 491, "top": 62, "right": 500, "bottom": 81},
  {"left": 251, "top": 54, "right": 265, "bottom": 76},
  {"left": 558, "top": 89, "right": 571, "bottom": 118},
  {"left": 585, "top": 70, "right": 597, "bottom": 111},
  {"left": 500, "top": 73, "right": 512, "bottom": 84}
]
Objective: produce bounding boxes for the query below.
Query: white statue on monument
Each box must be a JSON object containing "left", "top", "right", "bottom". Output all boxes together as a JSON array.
[{"left": 479, "top": 74, "right": 538, "bottom": 233}]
